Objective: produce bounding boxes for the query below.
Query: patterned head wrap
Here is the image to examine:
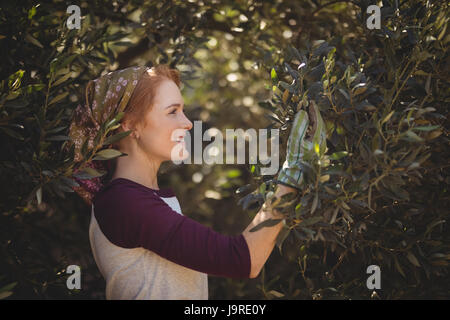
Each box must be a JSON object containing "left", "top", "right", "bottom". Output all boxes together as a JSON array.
[{"left": 68, "top": 65, "right": 151, "bottom": 206}]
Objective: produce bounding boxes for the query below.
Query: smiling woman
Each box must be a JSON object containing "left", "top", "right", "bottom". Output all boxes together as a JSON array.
[
  {"left": 105, "top": 66, "right": 193, "bottom": 190},
  {"left": 70, "top": 64, "right": 297, "bottom": 300},
  {"left": 86, "top": 65, "right": 252, "bottom": 300}
]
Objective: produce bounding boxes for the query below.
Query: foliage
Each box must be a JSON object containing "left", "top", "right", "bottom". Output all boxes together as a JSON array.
[
  {"left": 243, "top": 0, "right": 449, "bottom": 299},
  {"left": 0, "top": 0, "right": 208, "bottom": 299}
]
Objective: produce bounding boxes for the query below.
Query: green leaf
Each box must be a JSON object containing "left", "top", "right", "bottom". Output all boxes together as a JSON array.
[
  {"left": 0, "top": 282, "right": 17, "bottom": 300},
  {"left": 250, "top": 218, "right": 283, "bottom": 232},
  {"left": 438, "top": 22, "right": 447, "bottom": 41},
  {"left": 407, "top": 252, "right": 421, "bottom": 267},
  {"left": 8, "top": 69, "right": 25, "bottom": 90},
  {"left": 36, "top": 187, "right": 42, "bottom": 205},
  {"left": 275, "top": 223, "right": 291, "bottom": 254},
  {"left": 314, "top": 142, "right": 320, "bottom": 155},
  {"left": 295, "top": 202, "right": 302, "bottom": 218},
  {"left": 226, "top": 169, "right": 241, "bottom": 178},
  {"left": 425, "top": 220, "right": 446, "bottom": 235},
  {"left": 265, "top": 113, "right": 283, "bottom": 124},
  {"left": 268, "top": 290, "right": 285, "bottom": 298},
  {"left": 92, "top": 148, "right": 123, "bottom": 160},
  {"left": 381, "top": 111, "right": 395, "bottom": 125},
  {"left": 24, "top": 84, "right": 46, "bottom": 94},
  {"left": 0, "top": 291, "right": 13, "bottom": 300},
  {"left": 324, "top": 185, "right": 337, "bottom": 196},
  {"left": 108, "top": 124, "right": 121, "bottom": 132},
  {"left": 412, "top": 125, "right": 440, "bottom": 131},
  {"left": 4, "top": 98, "right": 29, "bottom": 109},
  {"left": 52, "top": 72, "right": 72, "bottom": 87},
  {"left": 238, "top": 192, "right": 263, "bottom": 210},
  {"left": 25, "top": 33, "right": 43, "bottom": 48},
  {"left": 28, "top": 6, "right": 37, "bottom": 20},
  {"left": 329, "top": 207, "right": 339, "bottom": 224},
  {"left": 271, "top": 68, "right": 278, "bottom": 84},
  {"left": 299, "top": 216, "right": 322, "bottom": 227},
  {"left": 330, "top": 151, "right": 348, "bottom": 160},
  {"left": 51, "top": 54, "right": 77, "bottom": 73},
  {"left": 279, "top": 81, "right": 294, "bottom": 93},
  {"left": 310, "top": 192, "right": 318, "bottom": 214},
  {"left": 259, "top": 182, "right": 266, "bottom": 195},
  {"left": 284, "top": 62, "right": 298, "bottom": 80},
  {"left": 58, "top": 183, "right": 75, "bottom": 193},
  {"left": 258, "top": 101, "right": 274, "bottom": 111},
  {"left": 0, "top": 126, "right": 24, "bottom": 140},
  {"left": 352, "top": 83, "right": 367, "bottom": 95},
  {"left": 338, "top": 89, "right": 350, "bottom": 101},
  {"left": 106, "top": 112, "right": 126, "bottom": 129},
  {"left": 291, "top": 46, "right": 304, "bottom": 63},
  {"left": 427, "top": 130, "right": 442, "bottom": 140},
  {"left": 59, "top": 176, "right": 80, "bottom": 188},
  {"left": 103, "top": 130, "right": 132, "bottom": 146},
  {"left": 73, "top": 167, "right": 106, "bottom": 179},
  {"left": 48, "top": 92, "right": 69, "bottom": 105},
  {"left": 299, "top": 226, "right": 316, "bottom": 238},
  {"left": 404, "top": 130, "right": 424, "bottom": 142},
  {"left": 236, "top": 184, "right": 252, "bottom": 194}
]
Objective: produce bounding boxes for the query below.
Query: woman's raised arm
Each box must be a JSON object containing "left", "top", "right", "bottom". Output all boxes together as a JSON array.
[{"left": 242, "top": 184, "right": 297, "bottom": 278}]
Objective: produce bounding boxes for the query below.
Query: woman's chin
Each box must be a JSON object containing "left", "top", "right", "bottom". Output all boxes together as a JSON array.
[
  {"left": 171, "top": 153, "right": 190, "bottom": 162},
  {"left": 170, "top": 142, "right": 190, "bottom": 162}
]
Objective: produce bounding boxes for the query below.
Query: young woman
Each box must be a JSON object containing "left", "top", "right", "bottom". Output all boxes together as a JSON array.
[{"left": 69, "top": 64, "right": 324, "bottom": 300}]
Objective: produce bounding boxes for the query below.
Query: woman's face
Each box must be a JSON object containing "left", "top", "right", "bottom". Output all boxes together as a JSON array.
[{"left": 133, "top": 79, "right": 193, "bottom": 163}]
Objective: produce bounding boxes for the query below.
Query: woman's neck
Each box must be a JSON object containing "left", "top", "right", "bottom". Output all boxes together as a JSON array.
[{"left": 112, "top": 152, "right": 162, "bottom": 190}]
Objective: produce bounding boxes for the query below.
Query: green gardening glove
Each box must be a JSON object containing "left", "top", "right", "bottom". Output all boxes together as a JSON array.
[{"left": 276, "top": 100, "right": 327, "bottom": 190}]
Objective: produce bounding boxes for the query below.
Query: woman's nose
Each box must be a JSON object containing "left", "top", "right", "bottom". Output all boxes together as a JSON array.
[{"left": 182, "top": 113, "right": 193, "bottom": 131}]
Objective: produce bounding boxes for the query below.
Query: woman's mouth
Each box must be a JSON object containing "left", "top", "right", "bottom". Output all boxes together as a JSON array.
[{"left": 175, "top": 136, "right": 186, "bottom": 145}]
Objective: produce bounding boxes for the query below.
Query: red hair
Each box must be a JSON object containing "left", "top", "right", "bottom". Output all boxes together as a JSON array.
[{"left": 124, "top": 64, "right": 181, "bottom": 130}]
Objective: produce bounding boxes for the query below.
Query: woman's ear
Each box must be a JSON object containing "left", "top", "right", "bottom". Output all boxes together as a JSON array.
[
  {"left": 120, "top": 119, "right": 132, "bottom": 132},
  {"left": 110, "top": 120, "right": 132, "bottom": 150},
  {"left": 118, "top": 119, "right": 133, "bottom": 137},
  {"left": 120, "top": 115, "right": 146, "bottom": 140}
]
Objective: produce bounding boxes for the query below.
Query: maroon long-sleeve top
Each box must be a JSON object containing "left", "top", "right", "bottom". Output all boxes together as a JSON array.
[{"left": 92, "top": 177, "right": 251, "bottom": 279}]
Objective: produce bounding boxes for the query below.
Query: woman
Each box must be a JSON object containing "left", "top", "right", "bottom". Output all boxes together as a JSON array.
[{"left": 68, "top": 64, "right": 325, "bottom": 300}]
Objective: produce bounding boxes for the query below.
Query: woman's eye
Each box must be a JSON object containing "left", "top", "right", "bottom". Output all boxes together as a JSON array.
[{"left": 169, "top": 109, "right": 177, "bottom": 115}]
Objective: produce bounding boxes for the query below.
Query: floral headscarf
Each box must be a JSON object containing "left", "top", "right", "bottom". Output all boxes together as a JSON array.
[{"left": 68, "top": 65, "right": 151, "bottom": 206}]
